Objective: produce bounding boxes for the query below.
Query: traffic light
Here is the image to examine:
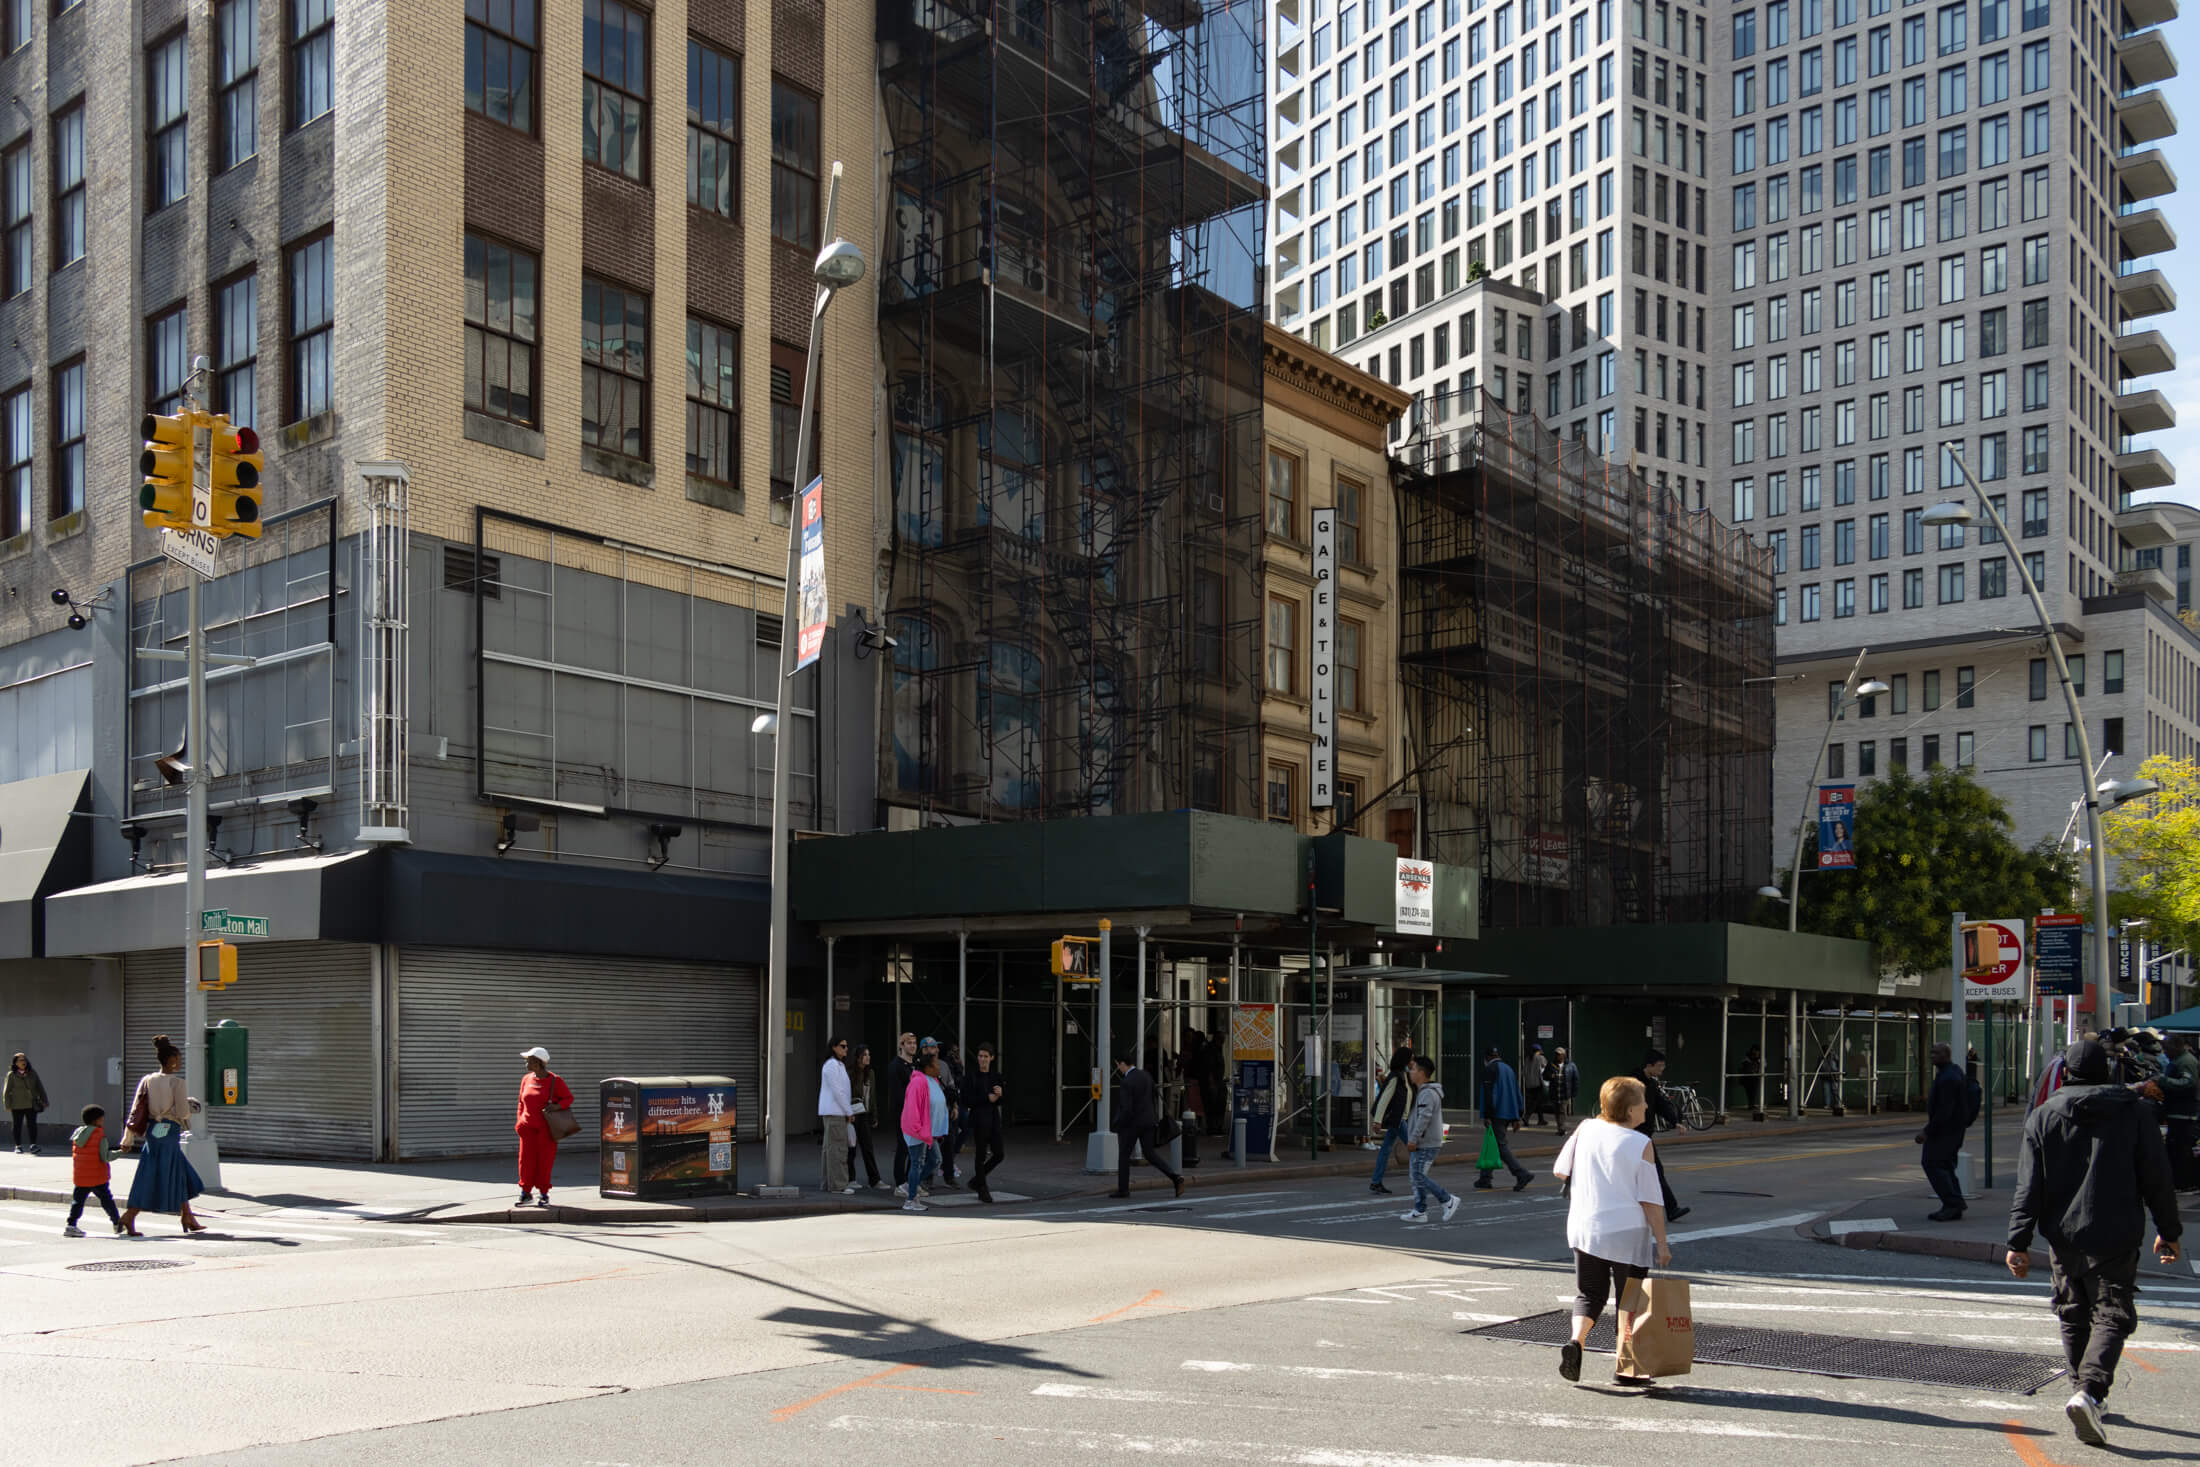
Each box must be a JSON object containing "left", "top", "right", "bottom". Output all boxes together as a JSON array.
[
  {"left": 196, "top": 939, "right": 238, "bottom": 990},
  {"left": 139, "top": 412, "right": 195, "bottom": 531},
  {"left": 1051, "top": 936, "right": 1095, "bottom": 981},
  {"left": 207, "top": 418, "right": 263, "bottom": 539}
]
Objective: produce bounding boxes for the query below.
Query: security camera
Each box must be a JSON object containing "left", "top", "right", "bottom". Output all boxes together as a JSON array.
[
  {"left": 67, "top": 613, "right": 85, "bottom": 630},
  {"left": 50, "top": 588, "right": 68, "bottom": 605}
]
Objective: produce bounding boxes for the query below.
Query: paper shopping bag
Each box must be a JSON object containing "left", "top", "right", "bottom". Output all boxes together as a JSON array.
[
  {"left": 1615, "top": 1277, "right": 1694, "bottom": 1378},
  {"left": 1475, "top": 1125, "right": 1501, "bottom": 1171}
]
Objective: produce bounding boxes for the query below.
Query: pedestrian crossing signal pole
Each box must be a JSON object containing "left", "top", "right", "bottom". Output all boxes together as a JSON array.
[{"left": 180, "top": 355, "right": 222, "bottom": 1191}]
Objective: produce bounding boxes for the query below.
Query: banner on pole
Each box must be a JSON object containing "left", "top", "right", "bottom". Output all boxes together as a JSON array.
[
  {"left": 1310, "top": 508, "right": 1336, "bottom": 809},
  {"left": 1815, "top": 785, "right": 1856, "bottom": 869},
  {"left": 794, "top": 477, "right": 828, "bottom": 671}
]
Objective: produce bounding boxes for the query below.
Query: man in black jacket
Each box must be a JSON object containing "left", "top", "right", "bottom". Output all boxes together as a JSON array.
[
  {"left": 1366, "top": 1037, "right": 1414, "bottom": 1195},
  {"left": 2007, "top": 1038, "right": 2184, "bottom": 1448},
  {"left": 965, "top": 1042, "right": 1007, "bottom": 1204},
  {"left": 2160, "top": 1033, "right": 2198, "bottom": 1192},
  {"left": 1918, "top": 1042, "right": 1971, "bottom": 1221},
  {"left": 1635, "top": 1051, "right": 1687, "bottom": 1220},
  {"left": 888, "top": 1032, "right": 917, "bottom": 1188},
  {"left": 1110, "top": 1053, "right": 1186, "bottom": 1200}
]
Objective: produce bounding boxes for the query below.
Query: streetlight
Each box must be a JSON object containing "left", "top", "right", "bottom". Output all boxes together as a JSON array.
[
  {"left": 1927, "top": 450, "right": 2161, "bottom": 1035},
  {"left": 760, "top": 162, "right": 866, "bottom": 1192}
]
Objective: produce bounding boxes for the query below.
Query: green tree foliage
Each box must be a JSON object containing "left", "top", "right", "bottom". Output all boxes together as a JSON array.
[
  {"left": 2101, "top": 754, "right": 2200, "bottom": 954},
  {"left": 1757, "top": 767, "right": 2078, "bottom": 976}
]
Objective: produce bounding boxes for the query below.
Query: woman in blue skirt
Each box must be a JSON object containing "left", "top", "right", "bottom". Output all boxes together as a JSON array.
[{"left": 118, "top": 1034, "right": 208, "bottom": 1237}]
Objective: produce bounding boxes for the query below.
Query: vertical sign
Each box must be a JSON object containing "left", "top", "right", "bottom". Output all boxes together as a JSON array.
[
  {"left": 794, "top": 477, "right": 828, "bottom": 671},
  {"left": 1310, "top": 508, "right": 1337, "bottom": 808},
  {"left": 1395, "top": 858, "right": 1435, "bottom": 934},
  {"left": 1815, "top": 784, "right": 1856, "bottom": 869},
  {"left": 1960, "top": 918, "right": 2029, "bottom": 1000}
]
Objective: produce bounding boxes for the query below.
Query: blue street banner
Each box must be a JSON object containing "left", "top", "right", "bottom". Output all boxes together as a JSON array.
[
  {"left": 1815, "top": 784, "right": 1856, "bottom": 870},
  {"left": 795, "top": 477, "right": 827, "bottom": 671}
]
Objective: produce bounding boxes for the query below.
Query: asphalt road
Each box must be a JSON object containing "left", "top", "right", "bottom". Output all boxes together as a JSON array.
[{"left": 3, "top": 1125, "right": 2194, "bottom": 1467}]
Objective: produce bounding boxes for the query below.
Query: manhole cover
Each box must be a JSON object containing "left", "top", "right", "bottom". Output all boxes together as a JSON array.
[{"left": 68, "top": 1259, "right": 191, "bottom": 1273}]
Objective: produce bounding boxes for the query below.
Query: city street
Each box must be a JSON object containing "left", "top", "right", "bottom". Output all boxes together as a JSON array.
[{"left": 2, "top": 1125, "right": 2193, "bottom": 1466}]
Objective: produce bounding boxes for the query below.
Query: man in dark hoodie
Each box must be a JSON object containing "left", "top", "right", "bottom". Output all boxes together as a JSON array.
[
  {"left": 888, "top": 1033, "right": 917, "bottom": 1188},
  {"left": 2007, "top": 1038, "right": 2184, "bottom": 1449},
  {"left": 1917, "top": 1042, "right": 1971, "bottom": 1221},
  {"left": 1367, "top": 1036, "right": 1414, "bottom": 1195}
]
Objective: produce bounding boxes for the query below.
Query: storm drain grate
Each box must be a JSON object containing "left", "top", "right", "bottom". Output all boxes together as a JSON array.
[
  {"left": 1464, "top": 1310, "right": 2065, "bottom": 1394},
  {"left": 68, "top": 1259, "right": 191, "bottom": 1273}
]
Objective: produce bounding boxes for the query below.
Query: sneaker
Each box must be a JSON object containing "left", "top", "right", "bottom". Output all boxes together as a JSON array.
[
  {"left": 2065, "top": 1391, "right": 2106, "bottom": 1447},
  {"left": 1474, "top": 1179, "right": 1495, "bottom": 1190},
  {"left": 875, "top": 1182, "right": 896, "bottom": 1192},
  {"left": 517, "top": 1192, "right": 533, "bottom": 1207},
  {"left": 1401, "top": 1209, "right": 1428, "bottom": 1222},
  {"left": 1370, "top": 1182, "right": 1392, "bottom": 1194},
  {"left": 917, "top": 1188, "right": 933, "bottom": 1200},
  {"left": 1441, "top": 1196, "right": 1461, "bottom": 1222},
  {"left": 1926, "top": 1207, "right": 1964, "bottom": 1222},
  {"left": 1559, "top": 1340, "right": 1583, "bottom": 1383},
  {"left": 1514, "top": 1172, "right": 1535, "bottom": 1192},
  {"left": 902, "top": 1199, "right": 929, "bottom": 1213},
  {"left": 62, "top": 1224, "right": 84, "bottom": 1238},
  {"left": 1173, "top": 1175, "right": 1187, "bottom": 1199},
  {"left": 842, "top": 1185, "right": 860, "bottom": 1195}
]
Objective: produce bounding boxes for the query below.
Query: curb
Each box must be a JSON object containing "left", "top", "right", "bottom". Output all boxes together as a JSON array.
[
  {"left": 1805, "top": 1221, "right": 2045, "bottom": 1269},
  {"left": 2, "top": 1185, "right": 71, "bottom": 1206}
]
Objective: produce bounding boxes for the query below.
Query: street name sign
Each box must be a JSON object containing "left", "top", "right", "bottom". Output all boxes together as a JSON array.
[{"left": 200, "top": 909, "right": 270, "bottom": 938}]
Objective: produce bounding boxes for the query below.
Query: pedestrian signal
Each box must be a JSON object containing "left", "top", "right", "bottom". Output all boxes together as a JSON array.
[
  {"left": 1052, "top": 936, "right": 1096, "bottom": 981},
  {"left": 139, "top": 412, "right": 196, "bottom": 530},
  {"left": 196, "top": 938, "right": 238, "bottom": 990},
  {"left": 207, "top": 419, "right": 263, "bottom": 539}
]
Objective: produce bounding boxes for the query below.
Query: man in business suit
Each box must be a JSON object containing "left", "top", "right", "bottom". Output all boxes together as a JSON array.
[{"left": 1110, "top": 1053, "right": 1187, "bottom": 1200}]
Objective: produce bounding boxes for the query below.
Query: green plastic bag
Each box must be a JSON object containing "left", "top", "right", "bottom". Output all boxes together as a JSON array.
[{"left": 1475, "top": 1124, "right": 1501, "bottom": 1171}]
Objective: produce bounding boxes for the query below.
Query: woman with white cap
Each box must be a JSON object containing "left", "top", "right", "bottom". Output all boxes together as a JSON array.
[{"left": 515, "top": 1046, "right": 574, "bottom": 1208}]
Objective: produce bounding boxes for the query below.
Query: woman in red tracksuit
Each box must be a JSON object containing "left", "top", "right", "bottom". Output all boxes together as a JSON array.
[{"left": 514, "top": 1045, "right": 574, "bottom": 1208}]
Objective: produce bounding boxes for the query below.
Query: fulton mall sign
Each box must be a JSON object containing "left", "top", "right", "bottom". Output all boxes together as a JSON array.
[{"left": 1311, "top": 508, "right": 1337, "bottom": 808}]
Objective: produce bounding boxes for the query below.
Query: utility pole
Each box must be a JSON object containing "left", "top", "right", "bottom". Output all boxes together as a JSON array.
[{"left": 181, "top": 360, "right": 221, "bottom": 1189}]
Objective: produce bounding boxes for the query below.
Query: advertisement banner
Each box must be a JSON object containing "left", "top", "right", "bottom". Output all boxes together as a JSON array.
[
  {"left": 1960, "top": 918, "right": 2029, "bottom": 1001},
  {"left": 1310, "top": 508, "right": 1336, "bottom": 808},
  {"left": 1395, "top": 858, "right": 1435, "bottom": 934},
  {"left": 1815, "top": 785, "right": 1856, "bottom": 870},
  {"left": 794, "top": 477, "right": 828, "bottom": 671},
  {"left": 2033, "top": 913, "right": 2083, "bottom": 997}
]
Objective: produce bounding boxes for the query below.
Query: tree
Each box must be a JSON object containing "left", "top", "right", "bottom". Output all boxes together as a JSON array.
[
  {"left": 1756, "top": 767, "right": 2079, "bottom": 977},
  {"left": 2101, "top": 754, "right": 2200, "bottom": 955}
]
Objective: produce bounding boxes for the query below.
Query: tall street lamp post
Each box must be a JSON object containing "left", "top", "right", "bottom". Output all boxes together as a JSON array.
[
  {"left": 1925, "top": 448, "right": 2157, "bottom": 1036},
  {"left": 755, "top": 162, "right": 865, "bottom": 1191}
]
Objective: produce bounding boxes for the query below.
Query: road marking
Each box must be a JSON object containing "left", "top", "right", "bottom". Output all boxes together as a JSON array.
[
  {"left": 1454, "top": 1311, "right": 1521, "bottom": 1322},
  {"left": 1017, "top": 1191, "right": 1293, "bottom": 1219},
  {"left": 1211, "top": 1199, "right": 1422, "bottom": 1220},
  {"left": 1668, "top": 1211, "right": 1820, "bottom": 1242},
  {"left": 1827, "top": 1217, "right": 1901, "bottom": 1236},
  {"left": 1547, "top": 1297, "right": 2049, "bottom": 1322},
  {"left": 1088, "top": 1288, "right": 1182, "bottom": 1324},
  {"left": 1720, "top": 1270, "right": 2200, "bottom": 1297},
  {"left": 769, "top": 1363, "right": 973, "bottom": 1424},
  {"left": 1672, "top": 1142, "right": 1907, "bottom": 1172},
  {"left": 822, "top": 1415, "right": 1594, "bottom": 1467},
  {"left": 2001, "top": 1417, "right": 2080, "bottom": 1467}
]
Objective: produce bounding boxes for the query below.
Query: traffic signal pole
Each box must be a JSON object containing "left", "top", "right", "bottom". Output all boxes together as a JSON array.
[{"left": 183, "top": 378, "right": 221, "bottom": 1190}]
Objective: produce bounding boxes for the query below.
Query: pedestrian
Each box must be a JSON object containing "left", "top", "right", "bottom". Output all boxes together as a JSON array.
[
  {"left": 899, "top": 1053, "right": 946, "bottom": 1212},
  {"left": 1918, "top": 1041, "right": 1972, "bottom": 1221},
  {"left": 117, "top": 1034, "right": 207, "bottom": 1238},
  {"left": 922, "top": 1037, "right": 965, "bottom": 1187},
  {"left": 1737, "top": 1045, "right": 1764, "bottom": 1113},
  {"left": 1476, "top": 1046, "right": 1535, "bottom": 1192},
  {"left": 847, "top": 1045, "right": 886, "bottom": 1190},
  {"left": 513, "top": 1045, "right": 574, "bottom": 1209},
  {"left": 63, "top": 1104, "right": 123, "bottom": 1237},
  {"left": 1367, "top": 1034, "right": 1414, "bottom": 1195},
  {"left": 1524, "top": 1043, "right": 1551, "bottom": 1125},
  {"left": 6, "top": 1050, "right": 48, "bottom": 1153},
  {"left": 889, "top": 1033, "right": 918, "bottom": 1188},
  {"left": 1400, "top": 1055, "right": 1459, "bottom": 1223},
  {"left": 1201, "top": 1033, "right": 1228, "bottom": 1137},
  {"left": 1182, "top": 1029, "right": 1210, "bottom": 1133},
  {"left": 1109, "top": 1052, "right": 1186, "bottom": 1199},
  {"left": 1632, "top": 1050, "right": 1687, "bottom": 1219},
  {"left": 966, "top": 1041, "right": 1007, "bottom": 1203},
  {"left": 1552, "top": 1075, "right": 1673, "bottom": 1387},
  {"left": 818, "top": 1036, "right": 857, "bottom": 1195},
  {"left": 1554, "top": 1047, "right": 1581, "bottom": 1131},
  {"left": 2007, "top": 1038, "right": 2185, "bottom": 1448},
  {"left": 2158, "top": 1033, "right": 2198, "bottom": 1192}
]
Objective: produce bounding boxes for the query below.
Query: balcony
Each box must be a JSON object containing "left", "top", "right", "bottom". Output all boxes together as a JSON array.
[
  {"left": 2116, "top": 266, "right": 2176, "bottom": 317},
  {"left": 2123, "top": 0, "right": 2179, "bottom": 28},
  {"left": 2119, "top": 205, "right": 2176, "bottom": 256},
  {"left": 2117, "top": 444, "right": 2176, "bottom": 491},
  {"left": 2117, "top": 327, "right": 2176, "bottom": 377},
  {"left": 2117, "top": 386, "right": 2176, "bottom": 433},
  {"left": 2117, "top": 146, "right": 2177, "bottom": 200},
  {"left": 2116, "top": 563, "right": 2178, "bottom": 602},
  {"left": 2119, "top": 26, "right": 2178, "bottom": 86},
  {"left": 2117, "top": 87, "right": 2177, "bottom": 144},
  {"left": 2116, "top": 501, "right": 2181, "bottom": 548}
]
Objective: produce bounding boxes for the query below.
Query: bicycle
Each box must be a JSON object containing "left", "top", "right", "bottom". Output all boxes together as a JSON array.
[{"left": 1661, "top": 1084, "right": 1718, "bottom": 1132}]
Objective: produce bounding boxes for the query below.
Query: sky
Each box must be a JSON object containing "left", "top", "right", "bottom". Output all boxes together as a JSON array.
[{"left": 2132, "top": 7, "right": 2200, "bottom": 510}]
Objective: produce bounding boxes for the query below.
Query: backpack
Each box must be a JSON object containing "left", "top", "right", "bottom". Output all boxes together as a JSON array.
[{"left": 1964, "top": 1076, "right": 1983, "bottom": 1127}]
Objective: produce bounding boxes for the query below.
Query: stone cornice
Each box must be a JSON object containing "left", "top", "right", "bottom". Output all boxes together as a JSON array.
[{"left": 1263, "top": 321, "right": 1413, "bottom": 433}]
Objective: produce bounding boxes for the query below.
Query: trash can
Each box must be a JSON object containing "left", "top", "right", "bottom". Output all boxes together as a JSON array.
[{"left": 599, "top": 1076, "right": 739, "bottom": 1200}]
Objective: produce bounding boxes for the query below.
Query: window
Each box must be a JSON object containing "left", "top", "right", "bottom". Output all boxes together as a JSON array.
[
  {"left": 290, "top": 0, "right": 333, "bottom": 127},
  {"left": 770, "top": 80, "right": 820, "bottom": 250},
  {"left": 1859, "top": 741, "right": 1877, "bottom": 777},
  {"left": 768, "top": 342, "right": 815, "bottom": 508},
  {"left": 1889, "top": 673, "right": 1908, "bottom": 714},
  {"left": 148, "top": 32, "right": 189, "bottom": 211},
  {"left": 2027, "top": 725, "right": 2046, "bottom": 761},
  {"left": 1979, "top": 557, "right": 2005, "bottom": 598},
  {"left": 215, "top": 272, "right": 258, "bottom": 431},
  {"left": 466, "top": 0, "right": 538, "bottom": 133},
  {"left": 2028, "top": 657, "right": 2046, "bottom": 701},
  {"left": 0, "top": 383, "right": 24, "bottom": 540},
  {"left": 1955, "top": 731, "right": 1975, "bottom": 768},
  {"left": 1335, "top": 778, "right": 1362, "bottom": 833},
  {"left": 1266, "top": 763, "right": 1298, "bottom": 822},
  {"left": 288, "top": 234, "right": 332, "bottom": 423},
  {"left": 1955, "top": 664, "right": 1974, "bottom": 708},
  {"left": 0, "top": 141, "right": 25, "bottom": 299},
  {"left": 685, "top": 318, "right": 738, "bottom": 490},
  {"left": 1923, "top": 669, "right": 1942, "bottom": 710},
  {"left": 1266, "top": 596, "right": 1299, "bottom": 695},
  {"left": 463, "top": 233, "right": 539, "bottom": 426},
  {"left": 2103, "top": 717, "right": 2124, "bottom": 758},
  {"left": 1338, "top": 476, "right": 1366, "bottom": 563},
  {"left": 2103, "top": 650, "right": 2123, "bottom": 695},
  {"left": 147, "top": 304, "right": 189, "bottom": 414},
  {"left": 1266, "top": 447, "right": 1299, "bottom": 538},
  {"left": 1339, "top": 619, "right": 1364, "bottom": 713},
  {"left": 1828, "top": 743, "right": 1846, "bottom": 779},
  {"left": 2068, "top": 654, "right": 2084, "bottom": 696},
  {"left": 583, "top": 0, "right": 649, "bottom": 181},
  {"left": 687, "top": 40, "right": 740, "bottom": 219},
  {"left": 1890, "top": 737, "right": 1908, "bottom": 771},
  {"left": 51, "top": 105, "right": 83, "bottom": 269},
  {"left": 217, "top": 0, "right": 257, "bottom": 169},
  {"left": 582, "top": 276, "right": 650, "bottom": 460},
  {"left": 50, "top": 358, "right": 82, "bottom": 522},
  {"left": 1922, "top": 733, "right": 1942, "bottom": 767}
]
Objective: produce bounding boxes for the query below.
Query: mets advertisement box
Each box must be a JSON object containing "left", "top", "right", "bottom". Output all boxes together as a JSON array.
[{"left": 599, "top": 1076, "right": 740, "bottom": 1200}]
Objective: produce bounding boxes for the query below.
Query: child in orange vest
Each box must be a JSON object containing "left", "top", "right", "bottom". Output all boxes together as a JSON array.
[{"left": 65, "top": 1104, "right": 122, "bottom": 1237}]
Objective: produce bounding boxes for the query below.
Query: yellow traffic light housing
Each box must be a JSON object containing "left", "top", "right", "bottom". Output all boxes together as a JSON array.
[
  {"left": 196, "top": 939, "right": 238, "bottom": 991},
  {"left": 1051, "top": 936, "right": 1096, "bottom": 981},
  {"left": 139, "top": 412, "right": 196, "bottom": 531},
  {"left": 207, "top": 418, "right": 263, "bottom": 539}
]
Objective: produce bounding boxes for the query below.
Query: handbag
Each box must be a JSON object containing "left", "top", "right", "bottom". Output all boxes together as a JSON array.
[
  {"left": 1475, "top": 1123, "right": 1502, "bottom": 1171},
  {"left": 1615, "top": 1277, "right": 1695, "bottom": 1378},
  {"left": 544, "top": 1105, "right": 580, "bottom": 1141}
]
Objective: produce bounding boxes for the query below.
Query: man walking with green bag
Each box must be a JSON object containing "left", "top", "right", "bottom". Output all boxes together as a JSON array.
[{"left": 1477, "top": 1046, "right": 1535, "bottom": 1192}]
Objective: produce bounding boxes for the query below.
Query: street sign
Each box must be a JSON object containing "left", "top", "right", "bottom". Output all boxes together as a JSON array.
[
  {"left": 1960, "top": 917, "right": 2028, "bottom": 1000},
  {"left": 161, "top": 527, "right": 218, "bottom": 578},
  {"left": 2033, "top": 913, "right": 2083, "bottom": 997},
  {"left": 200, "top": 909, "right": 270, "bottom": 938}
]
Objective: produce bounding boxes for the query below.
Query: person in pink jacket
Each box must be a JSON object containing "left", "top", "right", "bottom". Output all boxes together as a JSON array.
[{"left": 901, "top": 1054, "right": 946, "bottom": 1212}]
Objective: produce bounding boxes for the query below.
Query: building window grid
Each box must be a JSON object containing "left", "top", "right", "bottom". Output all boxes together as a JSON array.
[
  {"left": 288, "top": 235, "right": 333, "bottom": 424},
  {"left": 148, "top": 304, "right": 189, "bottom": 416},
  {"left": 291, "top": 0, "right": 334, "bottom": 129},
  {"left": 51, "top": 105, "right": 83, "bottom": 269},
  {"left": 215, "top": 272, "right": 258, "bottom": 432},
  {"left": 770, "top": 80, "right": 820, "bottom": 251},
  {"left": 0, "top": 382, "right": 25, "bottom": 540},
  {"left": 684, "top": 317, "right": 738, "bottom": 489},
  {"left": 148, "top": 32, "right": 189, "bottom": 212},
  {"left": 0, "top": 141, "right": 27, "bottom": 299},
  {"left": 687, "top": 39, "right": 740, "bottom": 220},
  {"left": 463, "top": 233, "right": 539, "bottom": 427},
  {"left": 581, "top": 276, "right": 650, "bottom": 461},
  {"left": 51, "top": 357, "right": 82, "bottom": 522},
  {"left": 583, "top": 0, "right": 650, "bottom": 182},
  {"left": 217, "top": 0, "right": 258, "bottom": 170},
  {"left": 465, "top": 0, "right": 539, "bottom": 133}
]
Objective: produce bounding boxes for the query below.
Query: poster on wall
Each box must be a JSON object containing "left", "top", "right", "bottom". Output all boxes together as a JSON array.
[
  {"left": 795, "top": 478, "right": 828, "bottom": 671},
  {"left": 1815, "top": 785, "right": 1856, "bottom": 870},
  {"left": 1395, "top": 858, "right": 1435, "bottom": 934},
  {"left": 1310, "top": 508, "right": 1336, "bottom": 808}
]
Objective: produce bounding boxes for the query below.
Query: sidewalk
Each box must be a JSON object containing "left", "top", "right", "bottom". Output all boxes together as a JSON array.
[
  {"left": 0, "top": 1110, "right": 1914, "bottom": 1226},
  {"left": 1806, "top": 1175, "right": 2199, "bottom": 1282}
]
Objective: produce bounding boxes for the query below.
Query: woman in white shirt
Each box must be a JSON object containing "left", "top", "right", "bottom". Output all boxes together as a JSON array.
[{"left": 1551, "top": 1074, "right": 1672, "bottom": 1386}]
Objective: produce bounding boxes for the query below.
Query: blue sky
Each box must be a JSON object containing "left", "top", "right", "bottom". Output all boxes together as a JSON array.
[{"left": 2135, "top": 8, "right": 2200, "bottom": 509}]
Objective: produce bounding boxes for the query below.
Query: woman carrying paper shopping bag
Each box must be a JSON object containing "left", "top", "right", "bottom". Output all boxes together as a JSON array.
[{"left": 1551, "top": 1074, "right": 1672, "bottom": 1387}]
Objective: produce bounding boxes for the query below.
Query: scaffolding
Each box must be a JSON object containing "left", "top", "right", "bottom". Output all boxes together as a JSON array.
[
  {"left": 1396, "top": 396, "right": 1777, "bottom": 928},
  {"left": 876, "top": 0, "right": 1267, "bottom": 820}
]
